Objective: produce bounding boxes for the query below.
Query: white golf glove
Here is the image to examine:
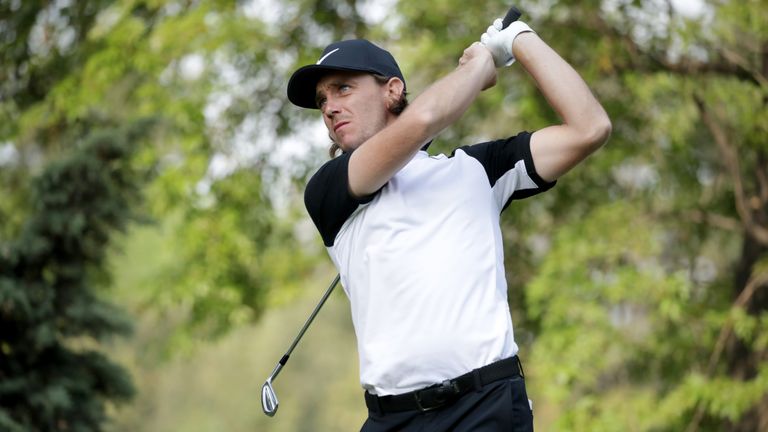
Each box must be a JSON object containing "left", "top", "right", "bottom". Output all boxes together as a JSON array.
[{"left": 480, "top": 18, "right": 535, "bottom": 67}]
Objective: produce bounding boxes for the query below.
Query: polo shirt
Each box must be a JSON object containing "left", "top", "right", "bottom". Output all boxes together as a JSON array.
[{"left": 304, "top": 131, "right": 555, "bottom": 396}]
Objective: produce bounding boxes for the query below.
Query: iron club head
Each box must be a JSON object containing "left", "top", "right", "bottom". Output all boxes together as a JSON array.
[{"left": 261, "top": 379, "right": 279, "bottom": 416}]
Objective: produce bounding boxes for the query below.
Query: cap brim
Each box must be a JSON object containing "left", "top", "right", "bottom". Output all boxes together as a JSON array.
[{"left": 287, "top": 64, "right": 382, "bottom": 110}]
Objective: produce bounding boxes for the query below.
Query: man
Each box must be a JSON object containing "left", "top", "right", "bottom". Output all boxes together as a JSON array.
[{"left": 287, "top": 17, "right": 610, "bottom": 431}]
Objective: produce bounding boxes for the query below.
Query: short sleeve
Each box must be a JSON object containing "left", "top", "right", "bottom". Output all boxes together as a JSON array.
[
  {"left": 456, "top": 131, "right": 556, "bottom": 211},
  {"left": 304, "top": 152, "right": 377, "bottom": 246}
]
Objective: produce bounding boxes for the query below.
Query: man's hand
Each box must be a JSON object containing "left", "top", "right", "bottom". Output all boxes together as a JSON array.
[
  {"left": 480, "top": 19, "right": 535, "bottom": 67},
  {"left": 458, "top": 42, "right": 497, "bottom": 91}
]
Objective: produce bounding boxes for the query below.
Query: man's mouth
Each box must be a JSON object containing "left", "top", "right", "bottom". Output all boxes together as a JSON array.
[{"left": 334, "top": 121, "right": 349, "bottom": 132}]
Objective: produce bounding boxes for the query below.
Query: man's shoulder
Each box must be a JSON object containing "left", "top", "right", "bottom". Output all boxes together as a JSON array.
[
  {"left": 306, "top": 153, "right": 351, "bottom": 192},
  {"left": 310, "top": 152, "right": 350, "bottom": 176},
  {"left": 452, "top": 131, "right": 532, "bottom": 158}
]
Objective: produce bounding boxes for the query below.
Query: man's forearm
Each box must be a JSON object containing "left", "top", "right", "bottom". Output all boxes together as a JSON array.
[
  {"left": 513, "top": 32, "right": 610, "bottom": 140},
  {"left": 406, "top": 50, "right": 496, "bottom": 139}
]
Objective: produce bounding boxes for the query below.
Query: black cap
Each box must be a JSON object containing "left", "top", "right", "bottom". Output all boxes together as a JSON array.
[{"left": 287, "top": 39, "right": 406, "bottom": 110}]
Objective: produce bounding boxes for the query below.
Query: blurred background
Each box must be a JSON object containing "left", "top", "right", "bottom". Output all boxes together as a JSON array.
[{"left": 1, "top": 0, "right": 766, "bottom": 431}]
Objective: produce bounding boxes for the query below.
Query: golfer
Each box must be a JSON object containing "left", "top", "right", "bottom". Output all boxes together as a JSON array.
[{"left": 287, "top": 17, "right": 610, "bottom": 431}]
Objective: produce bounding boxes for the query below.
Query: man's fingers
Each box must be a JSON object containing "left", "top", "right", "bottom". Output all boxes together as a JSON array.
[{"left": 493, "top": 18, "right": 504, "bottom": 31}]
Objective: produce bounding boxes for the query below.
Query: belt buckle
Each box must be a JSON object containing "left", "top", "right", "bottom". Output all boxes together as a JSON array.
[{"left": 414, "top": 380, "right": 460, "bottom": 412}]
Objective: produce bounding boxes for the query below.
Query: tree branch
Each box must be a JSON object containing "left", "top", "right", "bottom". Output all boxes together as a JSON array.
[
  {"left": 584, "top": 14, "right": 761, "bottom": 86},
  {"left": 684, "top": 210, "right": 743, "bottom": 232},
  {"left": 757, "top": 153, "right": 768, "bottom": 204},
  {"left": 685, "top": 270, "right": 768, "bottom": 432},
  {"left": 718, "top": 46, "right": 768, "bottom": 88},
  {"left": 694, "top": 95, "right": 768, "bottom": 245}
]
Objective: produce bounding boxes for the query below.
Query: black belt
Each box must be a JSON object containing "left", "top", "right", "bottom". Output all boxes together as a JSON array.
[{"left": 364, "top": 356, "right": 524, "bottom": 414}]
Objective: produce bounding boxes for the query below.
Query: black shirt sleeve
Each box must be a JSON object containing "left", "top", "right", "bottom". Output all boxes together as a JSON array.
[
  {"left": 456, "top": 131, "right": 556, "bottom": 206},
  {"left": 304, "top": 152, "right": 377, "bottom": 247}
]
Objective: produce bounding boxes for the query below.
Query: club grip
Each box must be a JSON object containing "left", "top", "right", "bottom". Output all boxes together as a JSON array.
[{"left": 501, "top": 6, "right": 522, "bottom": 29}]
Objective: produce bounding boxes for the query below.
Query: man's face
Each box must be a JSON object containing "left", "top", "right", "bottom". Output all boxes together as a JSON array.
[{"left": 315, "top": 71, "right": 392, "bottom": 153}]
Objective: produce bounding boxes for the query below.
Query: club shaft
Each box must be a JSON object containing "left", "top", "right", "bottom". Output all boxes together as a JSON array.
[
  {"left": 502, "top": 6, "right": 522, "bottom": 28},
  {"left": 276, "top": 274, "right": 341, "bottom": 374}
]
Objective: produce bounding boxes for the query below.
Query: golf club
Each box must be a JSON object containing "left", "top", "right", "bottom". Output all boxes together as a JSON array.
[
  {"left": 502, "top": 6, "right": 522, "bottom": 28},
  {"left": 261, "top": 274, "right": 340, "bottom": 416},
  {"left": 262, "top": 4, "right": 521, "bottom": 418}
]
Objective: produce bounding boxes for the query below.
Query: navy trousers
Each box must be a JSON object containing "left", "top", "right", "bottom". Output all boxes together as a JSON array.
[{"left": 360, "top": 376, "right": 534, "bottom": 431}]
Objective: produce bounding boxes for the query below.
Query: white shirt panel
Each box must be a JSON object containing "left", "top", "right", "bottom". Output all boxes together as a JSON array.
[{"left": 329, "top": 150, "right": 520, "bottom": 395}]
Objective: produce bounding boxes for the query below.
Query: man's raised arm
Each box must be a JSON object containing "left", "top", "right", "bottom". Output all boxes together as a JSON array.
[
  {"left": 348, "top": 43, "right": 497, "bottom": 197},
  {"left": 483, "top": 20, "right": 612, "bottom": 182}
]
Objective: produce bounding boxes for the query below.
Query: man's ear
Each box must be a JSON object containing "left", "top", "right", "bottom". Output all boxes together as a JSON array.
[{"left": 384, "top": 77, "right": 405, "bottom": 108}]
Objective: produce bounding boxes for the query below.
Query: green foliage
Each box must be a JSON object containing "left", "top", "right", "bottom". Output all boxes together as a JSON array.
[
  {"left": 3, "top": 0, "right": 321, "bottom": 356},
  {"left": 3, "top": 0, "right": 767, "bottom": 430},
  {"left": 0, "top": 123, "right": 147, "bottom": 430},
  {"left": 148, "top": 169, "right": 316, "bottom": 347}
]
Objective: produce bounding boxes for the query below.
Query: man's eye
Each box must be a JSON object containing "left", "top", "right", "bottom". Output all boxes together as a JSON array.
[
  {"left": 317, "top": 99, "right": 326, "bottom": 108},
  {"left": 339, "top": 84, "right": 350, "bottom": 92}
]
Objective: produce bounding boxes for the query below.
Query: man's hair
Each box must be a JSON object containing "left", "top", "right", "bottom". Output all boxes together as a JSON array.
[{"left": 328, "top": 74, "right": 409, "bottom": 158}]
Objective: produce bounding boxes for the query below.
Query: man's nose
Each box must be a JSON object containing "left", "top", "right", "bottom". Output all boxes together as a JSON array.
[{"left": 323, "top": 98, "right": 340, "bottom": 118}]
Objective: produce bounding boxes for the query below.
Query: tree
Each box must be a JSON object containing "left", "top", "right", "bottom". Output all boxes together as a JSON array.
[
  {"left": 0, "top": 0, "right": 325, "bottom": 427},
  {"left": 1, "top": 0, "right": 329, "bottom": 347},
  {"left": 0, "top": 122, "right": 146, "bottom": 431}
]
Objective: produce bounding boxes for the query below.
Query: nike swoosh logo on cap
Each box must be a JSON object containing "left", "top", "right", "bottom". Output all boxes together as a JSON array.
[{"left": 316, "top": 48, "right": 340, "bottom": 65}]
